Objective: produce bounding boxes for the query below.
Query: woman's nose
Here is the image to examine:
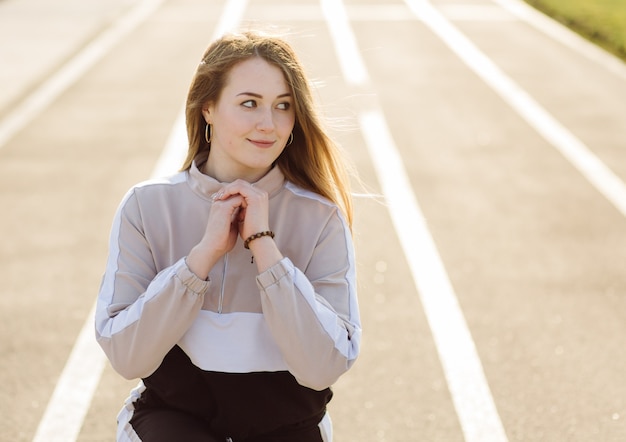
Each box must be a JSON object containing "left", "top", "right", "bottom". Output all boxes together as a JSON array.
[{"left": 256, "top": 108, "right": 275, "bottom": 131}]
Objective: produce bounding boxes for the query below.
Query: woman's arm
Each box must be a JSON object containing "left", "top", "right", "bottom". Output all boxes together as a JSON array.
[
  {"left": 255, "top": 209, "right": 361, "bottom": 391},
  {"left": 95, "top": 189, "right": 208, "bottom": 379}
]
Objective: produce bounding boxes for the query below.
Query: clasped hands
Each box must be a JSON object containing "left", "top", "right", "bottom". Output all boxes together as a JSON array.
[{"left": 187, "top": 180, "right": 272, "bottom": 279}]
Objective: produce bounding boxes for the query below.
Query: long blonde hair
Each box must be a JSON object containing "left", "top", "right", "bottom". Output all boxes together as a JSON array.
[{"left": 182, "top": 31, "right": 354, "bottom": 229}]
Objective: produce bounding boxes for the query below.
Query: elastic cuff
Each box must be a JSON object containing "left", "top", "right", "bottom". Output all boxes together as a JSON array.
[
  {"left": 256, "top": 257, "right": 293, "bottom": 290},
  {"left": 177, "top": 258, "right": 211, "bottom": 295}
]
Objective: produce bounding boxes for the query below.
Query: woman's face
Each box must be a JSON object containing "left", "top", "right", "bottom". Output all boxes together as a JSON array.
[{"left": 202, "top": 57, "right": 296, "bottom": 183}]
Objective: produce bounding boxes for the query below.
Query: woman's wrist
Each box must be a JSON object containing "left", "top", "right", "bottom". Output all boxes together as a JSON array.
[
  {"left": 243, "top": 230, "right": 274, "bottom": 249},
  {"left": 247, "top": 235, "right": 283, "bottom": 273},
  {"left": 186, "top": 244, "right": 220, "bottom": 280}
]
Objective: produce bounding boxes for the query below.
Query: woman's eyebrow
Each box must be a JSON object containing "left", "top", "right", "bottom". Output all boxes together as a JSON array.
[{"left": 236, "top": 92, "right": 292, "bottom": 98}]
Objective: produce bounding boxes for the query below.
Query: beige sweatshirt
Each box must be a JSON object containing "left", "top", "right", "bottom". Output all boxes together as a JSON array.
[{"left": 95, "top": 160, "right": 361, "bottom": 394}]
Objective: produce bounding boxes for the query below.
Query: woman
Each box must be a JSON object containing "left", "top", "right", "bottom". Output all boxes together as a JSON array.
[{"left": 95, "top": 31, "right": 361, "bottom": 441}]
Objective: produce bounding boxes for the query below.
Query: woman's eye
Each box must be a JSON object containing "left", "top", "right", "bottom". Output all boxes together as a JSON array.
[
  {"left": 242, "top": 100, "right": 256, "bottom": 108},
  {"left": 276, "top": 102, "right": 291, "bottom": 111}
]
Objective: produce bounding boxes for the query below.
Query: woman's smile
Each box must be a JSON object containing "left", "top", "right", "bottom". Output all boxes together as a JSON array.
[{"left": 247, "top": 138, "right": 276, "bottom": 148}]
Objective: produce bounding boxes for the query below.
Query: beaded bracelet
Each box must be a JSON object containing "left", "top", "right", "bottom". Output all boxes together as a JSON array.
[{"left": 243, "top": 230, "right": 275, "bottom": 249}]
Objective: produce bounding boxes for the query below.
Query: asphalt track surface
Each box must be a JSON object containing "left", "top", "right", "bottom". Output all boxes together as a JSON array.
[{"left": 1, "top": 0, "right": 626, "bottom": 441}]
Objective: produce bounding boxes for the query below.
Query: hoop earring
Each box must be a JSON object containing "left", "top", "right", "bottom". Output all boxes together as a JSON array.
[
  {"left": 205, "top": 124, "right": 212, "bottom": 144},
  {"left": 286, "top": 132, "right": 293, "bottom": 146}
]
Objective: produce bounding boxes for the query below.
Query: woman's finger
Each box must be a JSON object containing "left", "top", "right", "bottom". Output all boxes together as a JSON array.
[{"left": 213, "top": 180, "right": 262, "bottom": 202}]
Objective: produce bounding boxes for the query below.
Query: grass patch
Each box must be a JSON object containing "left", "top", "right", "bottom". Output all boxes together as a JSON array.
[{"left": 524, "top": 0, "right": 626, "bottom": 61}]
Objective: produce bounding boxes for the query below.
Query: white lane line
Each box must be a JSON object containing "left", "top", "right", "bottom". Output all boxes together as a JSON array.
[
  {"left": 320, "top": 0, "right": 369, "bottom": 86},
  {"left": 360, "top": 110, "right": 510, "bottom": 442},
  {"left": 439, "top": 4, "right": 515, "bottom": 21},
  {"left": 32, "top": 2, "right": 246, "bottom": 441},
  {"left": 0, "top": 0, "right": 166, "bottom": 151},
  {"left": 212, "top": 0, "right": 248, "bottom": 39},
  {"left": 151, "top": 0, "right": 249, "bottom": 179},
  {"left": 150, "top": 109, "right": 188, "bottom": 178},
  {"left": 323, "top": 2, "right": 509, "bottom": 441},
  {"left": 405, "top": 0, "right": 626, "bottom": 219},
  {"left": 202, "top": 4, "right": 517, "bottom": 23},
  {"left": 32, "top": 303, "right": 107, "bottom": 442},
  {"left": 494, "top": 0, "right": 626, "bottom": 81},
  {"left": 30, "top": 2, "right": 166, "bottom": 439}
]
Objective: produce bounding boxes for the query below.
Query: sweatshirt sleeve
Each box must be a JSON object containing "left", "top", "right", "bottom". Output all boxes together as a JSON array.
[
  {"left": 256, "top": 208, "right": 361, "bottom": 391},
  {"left": 95, "top": 189, "right": 208, "bottom": 380}
]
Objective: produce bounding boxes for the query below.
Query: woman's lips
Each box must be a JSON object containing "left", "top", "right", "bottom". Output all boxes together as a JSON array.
[{"left": 248, "top": 139, "right": 276, "bottom": 148}]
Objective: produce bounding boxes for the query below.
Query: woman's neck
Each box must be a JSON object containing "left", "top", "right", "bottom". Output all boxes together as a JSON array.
[{"left": 202, "top": 155, "right": 271, "bottom": 183}]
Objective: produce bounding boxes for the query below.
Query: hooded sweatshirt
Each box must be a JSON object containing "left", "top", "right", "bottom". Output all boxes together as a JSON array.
[{"left": 95, "top": 159, "right": 361, "bottom": 440}]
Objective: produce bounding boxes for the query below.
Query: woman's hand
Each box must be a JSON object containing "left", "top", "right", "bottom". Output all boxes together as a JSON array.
[
  {"left": 186, "top": 190, "right": 246, "bottom": 280},
  {"left": 213, "top": 180, "right": 283, "bottom": 273},
  {"left": 212, "top": 179, "right": 270, "bottom": 241},
  {"left": 187, "top": 179, "right": 283, "bottom": 278}
]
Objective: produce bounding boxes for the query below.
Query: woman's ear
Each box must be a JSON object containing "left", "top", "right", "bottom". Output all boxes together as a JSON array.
[{"left": 201, "top": 105, "right": 212, "bottom": 124}]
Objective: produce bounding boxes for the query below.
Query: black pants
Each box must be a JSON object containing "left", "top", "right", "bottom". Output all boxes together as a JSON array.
[{"left": 129, "top": 407, "right": 323, "bottom": 442}]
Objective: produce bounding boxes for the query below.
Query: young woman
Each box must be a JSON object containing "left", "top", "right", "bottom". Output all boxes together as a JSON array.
[{"left": 95, "top": 31, "right": 361, "bottom": 441}]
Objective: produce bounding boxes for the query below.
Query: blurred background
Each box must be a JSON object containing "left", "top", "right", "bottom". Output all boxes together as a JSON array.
[{"left": 1, "top": 0, "right": 625, "bottom": 441}]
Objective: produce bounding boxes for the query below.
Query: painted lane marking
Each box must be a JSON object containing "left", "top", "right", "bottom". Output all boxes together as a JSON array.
[
  {"left": 32, "top": 303, "right": 107, "bottom": 442},
  {"left": 494, "top": 0, "right": 626, "bottom": 81},
  {"left": 405, "top": 0, "right": 626, "bottom": 218},
  {"left": 152, "top": 0, "right": 251, "bottom": 179},
  {"left": 322, "top": 1, "right": 509, "bottom": 441},
  {"left": 0, "top": 0, "right": 166, "bottom": 150},
  {"left": 150, "top": 108, "right": 188, "bottom": 178},
  {"left": 360, "top": 109, "right": 510, "bottom": 442},
  {"left": 31, "top": 1, "right": 247, "bottom": 441},
  {"left": 438, "top": 4, "right": 516, "bottom": 21},
  {"left": 320, "top": 0, "right": 370, "bottom": 87},
  {"left": 30, "top": 3, "right": 167, "bottom": 439},
  {"left": 236, "top": 4, "right": 519, "bottom": 23}
]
